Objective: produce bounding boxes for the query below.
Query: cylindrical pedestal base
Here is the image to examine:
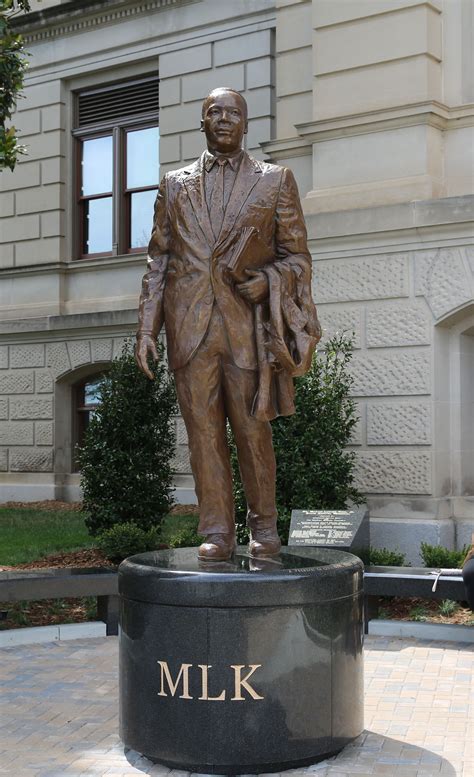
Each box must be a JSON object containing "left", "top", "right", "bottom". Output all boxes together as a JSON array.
[{"left": 119, "top": 547, "right": 364, "bottom": 774}]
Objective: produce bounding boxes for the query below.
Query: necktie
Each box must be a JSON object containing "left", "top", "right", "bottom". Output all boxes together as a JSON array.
[{"left": 209, "top": 157, "right": 227, "bottom": 240}]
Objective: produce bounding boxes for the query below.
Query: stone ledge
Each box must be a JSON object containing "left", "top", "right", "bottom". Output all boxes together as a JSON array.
[
  {"left": 0, "top": 621, "right": 106, "bottom": 648},
  {"left": 305, "top": 194, "right": 474, "bottom": 239},
  {"left": 368, "top": 620, "right": 474, "bottom": 644},
  {"left": 296, "top": 101, "right": 474, "bottom": 142},
  {"left": 0, "top": 309, "right": 137, "bottom": 337}
]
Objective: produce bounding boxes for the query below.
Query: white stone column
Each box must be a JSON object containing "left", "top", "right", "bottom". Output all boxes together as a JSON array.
[
  {"left": 304, "top": 0, "right": 446, "bottom": 212},
  {"left": 267, "top": 0, "right": 474, "bottom": 214}
]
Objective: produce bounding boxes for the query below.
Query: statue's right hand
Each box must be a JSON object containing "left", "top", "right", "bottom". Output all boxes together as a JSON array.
[{"left": 135, "top": 333, "right": 160, "bottom": 380}]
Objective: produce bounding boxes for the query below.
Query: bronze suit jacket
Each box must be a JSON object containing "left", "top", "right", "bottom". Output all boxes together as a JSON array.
[{"left": 138, "top": 150, "right": 318, "bottom": 376}]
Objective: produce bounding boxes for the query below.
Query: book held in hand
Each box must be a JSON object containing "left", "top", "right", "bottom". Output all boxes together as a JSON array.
[{"left": 225, "top": 226, "right": 274, "bottom": 284}]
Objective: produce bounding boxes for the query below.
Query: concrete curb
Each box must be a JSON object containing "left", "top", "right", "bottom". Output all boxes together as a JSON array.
[
  {"left": 368, "top": 618, "right": 474, "bottom": 643},
  {"left": 0, "top": 620, "right": 106, "bottom": 647}
]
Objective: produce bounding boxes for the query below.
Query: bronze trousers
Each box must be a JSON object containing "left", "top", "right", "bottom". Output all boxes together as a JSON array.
[{"left": 173, "top": 304, "right": 277, "bottom": 536}]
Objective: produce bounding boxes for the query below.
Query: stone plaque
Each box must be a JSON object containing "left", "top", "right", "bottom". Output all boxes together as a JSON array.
[{"left": 288, "top": 505, "right": 369, "bottom": 556}]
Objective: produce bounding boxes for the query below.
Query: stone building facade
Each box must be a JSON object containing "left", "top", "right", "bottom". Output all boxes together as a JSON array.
[{"left": 0, "top": 0, "right": 473, "bottom": 562}]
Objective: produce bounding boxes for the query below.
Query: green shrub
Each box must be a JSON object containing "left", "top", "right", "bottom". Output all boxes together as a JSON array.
[
  {"left": 97, "top": 522, "right": 160, "bottom": 562},
  {"left": 438, "top": 599, "right": 458, "bottom": 617},
  {"left": 159, "top": 514, "right": 203, "bottom": 548},
  {"left": 77, "top": 340, "right": 177, "bottom": 537},
  {"left": 360, "top": 547, "right": 407, "bottom": 567},
  {"left": 420, "top": 543, "right": 469, "bottom": 569},
  {"left": 168, "top": 526, "right": 204, "bottom": 548},
  {"left": 231, "top": 334, "right": 362, "bottom": 545},
  {"left": 408, "top": 604, "right": 428, "bottom": 622}
]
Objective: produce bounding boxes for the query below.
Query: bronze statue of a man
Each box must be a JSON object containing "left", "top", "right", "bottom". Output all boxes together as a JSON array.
[{"left": 136, "top": 87, "right": 321, "bottom": 561}]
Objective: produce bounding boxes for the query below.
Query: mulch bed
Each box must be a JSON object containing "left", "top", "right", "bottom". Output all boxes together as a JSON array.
[
  {"left": 0, "top": 546, "right": 115, "bottom": 631},
  {"left": 1, "top": 499, "right": 199, "bottom": 516},
  {"left": 12, "top": 548, "right": 113, "bottom": 570},
  {"left": 0, "top": 598, "right": 98, "bottom": 630},
  {"left": 376, "top": 596, "right": 473, "bottom": 626},
  {"left": 2, "top": 500, "right": 83, "bottom": 511}
]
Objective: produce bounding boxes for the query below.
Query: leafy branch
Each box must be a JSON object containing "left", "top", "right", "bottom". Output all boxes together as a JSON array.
[{"left": 0, "top": 0, "right": 32, "bottom": 171}]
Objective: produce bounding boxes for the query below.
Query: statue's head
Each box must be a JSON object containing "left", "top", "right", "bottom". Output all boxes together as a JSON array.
[{"left": 200, "top": 87, "right": 248, "bottom": 154}]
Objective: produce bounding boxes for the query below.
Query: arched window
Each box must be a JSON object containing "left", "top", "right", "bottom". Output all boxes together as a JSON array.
[{"left": 73, "top": 374, "right": 105, "bottom": 470}]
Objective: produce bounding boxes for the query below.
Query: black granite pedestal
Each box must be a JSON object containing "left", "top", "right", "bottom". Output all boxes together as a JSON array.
[{"left": 119, "top": 547, "right": 364, "bottom": 775}]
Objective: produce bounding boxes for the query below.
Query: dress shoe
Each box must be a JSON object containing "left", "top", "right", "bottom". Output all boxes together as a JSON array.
[
  {"left": 198, "top": 533, "right": 236, "bottom": 561},
  {"left": 248, "top": 525, "right": 281, "bottom": 558}
]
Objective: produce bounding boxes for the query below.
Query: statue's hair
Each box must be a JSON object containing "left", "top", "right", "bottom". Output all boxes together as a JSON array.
[{"left": 201, "top": 88, "right": 248, "bottom": 119}]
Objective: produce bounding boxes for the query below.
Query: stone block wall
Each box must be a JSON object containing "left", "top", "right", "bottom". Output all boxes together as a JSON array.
[
  {"left": 0, "top": 328, "right": 195, "bottom": 500},
  {"left": 0, "top": 0, "right": 276, "bottom": 502},
  {"left": 275, "top": 0, "right": 312, "bottom": 138},
  {"left": 159, "top": 29, "right": 274, "bottom": 174},
  {"left": 309, "top": 197, "right": 474, "bottom": 561},
  {"left": 0, "top": 343, "right": 55, "bottom": 476},
  {"left": 0, "top": 81, "right": 66, "bottom": 273},
  {"left": 317, "top": 249, "right": 434, "bottom": 498},
  {"left": 316, "top": 241, "right": 474, "bottom": 500}
]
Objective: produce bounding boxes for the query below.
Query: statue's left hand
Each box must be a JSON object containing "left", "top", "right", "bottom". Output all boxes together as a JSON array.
[{"left": 236, "top": 270, "right": 269, "bottom": 304}]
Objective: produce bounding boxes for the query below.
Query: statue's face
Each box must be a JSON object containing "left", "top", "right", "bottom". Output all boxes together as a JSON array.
[{"left": 201, "top": 91, "right": 248, "bottom": 154}]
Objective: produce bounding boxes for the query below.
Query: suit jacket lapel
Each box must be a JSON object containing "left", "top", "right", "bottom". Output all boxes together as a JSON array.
[
  {"left": 215, "top": 152, "right": 262, "bottom": 249},
  {"left": 183, "top": 153, "right": 214, "bottom": 249}
]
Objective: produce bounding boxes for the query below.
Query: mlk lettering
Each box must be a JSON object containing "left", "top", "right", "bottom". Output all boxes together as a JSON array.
[{"left": 157, "top": 661, "right": 264, "bottom": 701}]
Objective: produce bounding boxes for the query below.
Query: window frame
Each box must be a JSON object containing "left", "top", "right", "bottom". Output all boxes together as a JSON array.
[
  {"left": 73, "top": 78, "right": 159, "bottom": 261},
  {"left": 123, "top": 120, "right": 160, "bottom": 255},
  {"left": 75, "top": 128, "right": 115, "bottom": 260},
  {"left": 72, "top": 372, "right": 107, "bottom": 471}
]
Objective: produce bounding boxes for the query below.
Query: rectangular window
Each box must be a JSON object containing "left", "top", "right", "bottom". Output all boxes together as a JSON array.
[{"left": 74, "top": 76, "right": 159, "bottom": 259}]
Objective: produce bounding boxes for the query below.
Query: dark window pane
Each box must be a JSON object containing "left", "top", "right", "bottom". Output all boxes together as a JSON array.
[
  {"left": 82, "top": 136, "right": 113, "bottom": 195},
  {"left": 130, "top": 189, "right": 157, "bottom": 248},
  {"left": 83, "top": 197, "right": 112, "bottom": 254},
  {"left": 127, "top": 127, "right": 159, "bottom": 189}
]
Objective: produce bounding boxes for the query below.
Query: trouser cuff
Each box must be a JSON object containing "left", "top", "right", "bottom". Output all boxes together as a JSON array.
[
  {"left": 198, "top": 518, "right": 236, "bottom": 537},
  {"left": 246, "top": 510, "right": 278, "bottom": 529}
]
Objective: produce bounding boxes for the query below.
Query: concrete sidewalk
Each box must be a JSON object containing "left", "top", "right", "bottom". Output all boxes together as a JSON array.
[{"left": 0, "top": 636, "right": 472, "bottom": 777}]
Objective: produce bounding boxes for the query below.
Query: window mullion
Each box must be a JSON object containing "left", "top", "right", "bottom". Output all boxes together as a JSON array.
[{"left": 113, "top": 126, "right": 122, "bottom": 255}]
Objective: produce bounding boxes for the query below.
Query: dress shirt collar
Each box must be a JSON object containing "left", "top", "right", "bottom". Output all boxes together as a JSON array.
[{"left": 203, "top": 149, "right": 244, "bottom": 172}]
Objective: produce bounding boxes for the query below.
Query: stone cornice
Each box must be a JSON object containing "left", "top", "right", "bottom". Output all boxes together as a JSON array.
[
  {"left": 295, "top": 101, "right": 474, "bottom": 143},
  {"left": 261, "top": 135, "right": 311, "bottom": 161},
  {"left": 0, "top": 253, "right": 145, "bottom": 279},
  {"left": 0, "top": 309, "right": 138, "bottom": 337},
  {"left": 12, "top": 0, "right": 198, "bottom": 43},
  {"left": 304, "top": 195, "right": 474, "bottom": 242},
  {"left": 262, "top": 102, "right": 474, "bottom": 160}
]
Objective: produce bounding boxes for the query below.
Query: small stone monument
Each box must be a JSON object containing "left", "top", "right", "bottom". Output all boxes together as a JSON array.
[{"left": 288, "top": 505, "right": 369, "bottom": 558}]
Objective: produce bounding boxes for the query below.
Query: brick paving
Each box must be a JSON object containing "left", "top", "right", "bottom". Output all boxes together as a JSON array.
[{"left": 0, "top": 636, "right": 472, "bottom": 777}]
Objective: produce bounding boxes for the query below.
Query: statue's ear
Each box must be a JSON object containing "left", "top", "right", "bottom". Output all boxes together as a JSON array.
[
  {"left": 200, "top": 119, "right": 205, "bottom": 133},
  {"left": 244, "top": 119, "right": 248, "bottom": 135}
]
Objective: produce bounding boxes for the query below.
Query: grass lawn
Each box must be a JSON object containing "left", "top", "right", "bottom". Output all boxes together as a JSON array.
[
  {"left": 0, "top": 508, "right": 96, "bottom": 566},
  {"left": 0, "top": 508, "right": 201, "bottom": 566}
]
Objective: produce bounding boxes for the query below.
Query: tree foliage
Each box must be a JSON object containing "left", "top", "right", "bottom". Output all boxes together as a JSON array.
[
  {"left": 231, "top": 334, "right": 363, "bottom": 543},
  {"left": 1, "top": 1, "right": 32, "bottom": 171},
  {"left": 77, "top": 340, "right": 177, "bottom": 537}
]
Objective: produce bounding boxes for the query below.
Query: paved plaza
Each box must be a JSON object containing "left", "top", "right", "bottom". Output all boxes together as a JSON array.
[{"left": 0, "top": 635, "right": 472, "bottom": 777}]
